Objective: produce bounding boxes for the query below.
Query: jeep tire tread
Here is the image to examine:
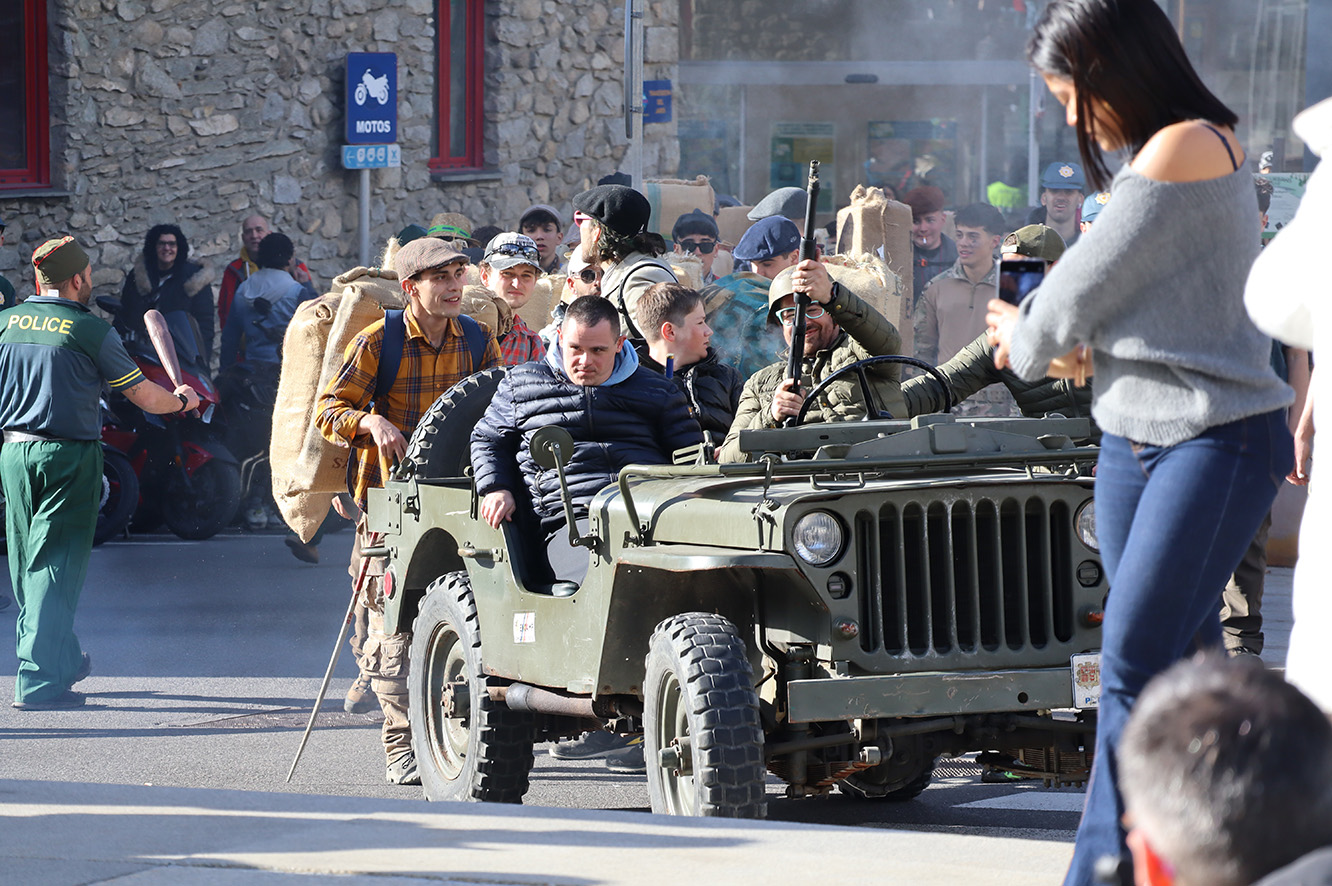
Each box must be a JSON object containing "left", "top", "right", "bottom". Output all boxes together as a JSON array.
[
  {"left": 398, "top": 368, "right": 507, "bottom": 480},
  {"left": 644, "top": 613, "right": 767, "bottom": 818},
  {"left": 409, "top": 572, "right": 536, "bottom": 803}
]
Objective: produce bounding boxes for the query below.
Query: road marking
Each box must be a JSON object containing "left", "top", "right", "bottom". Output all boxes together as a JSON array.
[{"left": 955, "top": 790, "right": 1087, "bottom": 812}]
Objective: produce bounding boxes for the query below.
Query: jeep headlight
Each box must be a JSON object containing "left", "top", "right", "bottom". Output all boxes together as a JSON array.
[
  {"left": 1075, "top": 498, "right": 1098, "bottom": 552},
  {"left": 793, "top": 511, "right": 844, "bottom": 566}
]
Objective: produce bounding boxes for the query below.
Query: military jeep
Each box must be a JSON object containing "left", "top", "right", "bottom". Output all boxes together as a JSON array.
[{"left": 366, "top": 360, "right": 1103, "bottom": 818}]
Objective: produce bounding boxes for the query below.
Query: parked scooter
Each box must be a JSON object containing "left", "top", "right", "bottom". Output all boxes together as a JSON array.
[{"left": 97, "top": 299, "right": 241, "bottom": 540}]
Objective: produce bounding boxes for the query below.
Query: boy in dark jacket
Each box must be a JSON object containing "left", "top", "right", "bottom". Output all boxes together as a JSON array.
[{"left": 633, "top": 282, "right": 743, "bottom": 441}]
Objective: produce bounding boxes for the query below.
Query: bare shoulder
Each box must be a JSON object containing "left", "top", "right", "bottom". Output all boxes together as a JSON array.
[{"left": 1132, "top": 120, "right": 1244, "bottom": 182}]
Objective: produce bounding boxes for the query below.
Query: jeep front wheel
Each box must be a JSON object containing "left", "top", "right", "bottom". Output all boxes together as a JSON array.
[
  {"left": 644, "top": 613, "right": 767, "bottom": 818},
  {"left": 408, "top": 572, "right": 535, "bottom": 803}
]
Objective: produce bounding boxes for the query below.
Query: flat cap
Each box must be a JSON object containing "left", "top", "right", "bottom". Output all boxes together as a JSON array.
[
  {"left": 573, "top": 185, "right": 651, "bottom": 240},
  {"left": 32, "top": 236, "right": 90, "bottom": 288},
  {"left": 747, "top": 187, "right": 806, "bottom": 222},
  {"left": 1001, "top": 224, "right": 1067, "bottom": 262},
  {"left": 394, "top": 236, "right": 469, "bottom": 281},
  {"left": 733, "top": 216, "right": 801, "bottom": 262}
]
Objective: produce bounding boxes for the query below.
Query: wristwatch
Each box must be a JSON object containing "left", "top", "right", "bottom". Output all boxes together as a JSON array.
[{"left": 176, "top": 392, "right": 190, "bottom": 412}]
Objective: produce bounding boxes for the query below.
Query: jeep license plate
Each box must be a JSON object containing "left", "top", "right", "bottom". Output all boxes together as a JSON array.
[{"left": 1071, "top": 653, "right": 1101, "bottom": 709}]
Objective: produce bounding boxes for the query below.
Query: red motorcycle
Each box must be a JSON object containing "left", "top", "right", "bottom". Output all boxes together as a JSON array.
[{"left": 98, "top": 301, "right": 242, "bottom": 540}]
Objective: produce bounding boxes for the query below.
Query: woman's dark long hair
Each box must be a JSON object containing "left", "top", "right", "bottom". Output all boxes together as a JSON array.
[
  {"left": 1028, "top": 0, "right": 1237, "bottom": 190},
  {"left": 142, "top": 224, "right": 190, "bottom": 282},
  {"left": 586, "top": 220, "right": 667, "bottom": 264}
]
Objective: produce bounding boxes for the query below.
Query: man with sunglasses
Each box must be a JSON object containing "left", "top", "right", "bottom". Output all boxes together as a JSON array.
[
  {"left": 478, "top": 232, "right": 546, "bottom": 365},
  {"left": 719, "top": 260, "right": 906, "bottom": 463},
  {"left": 0, "top": 218, "right": 15, "bottom": 309},
  {"left": 671, "top": 209, "right": 722, "bottom": 285}
]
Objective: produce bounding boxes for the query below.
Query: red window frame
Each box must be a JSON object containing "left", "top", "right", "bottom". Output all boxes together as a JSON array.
[
  {"left": 429, "top": 0, "right": 486, "bottom": 171},
  {"left": 0, "top": 0, "right": 50, "bottom": 188}
]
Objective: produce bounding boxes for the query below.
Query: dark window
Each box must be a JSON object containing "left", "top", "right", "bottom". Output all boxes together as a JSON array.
[
  {"left": 431, "top": 0, "right": 485, "bottom": 170},
  {"left": 0, "top": 0, "right": 49, "bottom": 188}
]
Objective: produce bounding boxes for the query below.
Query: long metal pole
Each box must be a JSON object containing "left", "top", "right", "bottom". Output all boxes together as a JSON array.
[
  {"left": 285, "top": 580, "right": 359, "bottom": 782},
  {"left": 359, "top": 167, "right": 371, "bottom": 267}
]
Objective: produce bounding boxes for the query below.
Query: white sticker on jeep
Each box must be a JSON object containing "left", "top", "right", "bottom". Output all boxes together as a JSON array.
[{"left": 513, "top": 612, "right": 536, "bottom": 644}]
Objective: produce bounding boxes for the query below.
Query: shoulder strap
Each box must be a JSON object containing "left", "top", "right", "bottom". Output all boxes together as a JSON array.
[
  {"left": 374, "top": 309, "right": 406, "bottom": 402},
  {"left": 1200, "top": 122, "right": 1240, "bottom": 171},
  {"left": 458, "top": 314, "right": 485, "bottom": 370},
  {"left": 608, "top": 260, "right": 677, "bottom": 339}
]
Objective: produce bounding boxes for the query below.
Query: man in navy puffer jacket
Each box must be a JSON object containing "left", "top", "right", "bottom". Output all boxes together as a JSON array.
[{"left": 471, "top": 296, "right": 701, "bottom": 581}]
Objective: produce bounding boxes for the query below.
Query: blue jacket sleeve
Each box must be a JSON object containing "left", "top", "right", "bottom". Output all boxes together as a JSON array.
[
  {"left": 470, "top": 371, "right": 524, "bottom": 496},
  {"left": 658, "top": 381, "right": 704, "bottom": 457}
]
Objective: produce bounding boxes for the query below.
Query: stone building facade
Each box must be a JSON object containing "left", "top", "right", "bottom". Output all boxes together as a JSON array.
[{"left": 0, "top": 0, "right": 680, "bottom": 297}]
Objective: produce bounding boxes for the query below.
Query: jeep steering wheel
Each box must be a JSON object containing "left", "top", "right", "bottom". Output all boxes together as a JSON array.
[{"left": 792, "top": 355, "right": 956, "bottom": 426}]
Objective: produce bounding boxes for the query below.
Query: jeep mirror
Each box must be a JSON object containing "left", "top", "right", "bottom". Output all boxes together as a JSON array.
[{"left": 531, "top": 426, "right": 574, "bottom": 470}]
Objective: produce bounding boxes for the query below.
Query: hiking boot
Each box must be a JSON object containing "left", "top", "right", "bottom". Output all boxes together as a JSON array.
[
  {"left": 13, "top": 690, "right": 86, "bottom": 711},
  {"left": 285, "top": 536, "right": 320, "bottom": 565},
  {"left": 73, "top": 652, "right": 92, "bottom": 685},
  {"left": 550, "top": 731, "right": 642, "bottom": 760},
  {"left": 604, "top": 745, "right": 646, "bottom": 774},
  {"left": 386, "top": 751, "right": 421, "bottom": 785},
  {"left": 344, "top": 675, "right": 377, "bottom": 714}
]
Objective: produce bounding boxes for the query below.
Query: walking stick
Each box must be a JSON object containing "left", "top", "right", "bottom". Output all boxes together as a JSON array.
[{"left": 285, "top": 533, "right": 381, "bottom": 782}]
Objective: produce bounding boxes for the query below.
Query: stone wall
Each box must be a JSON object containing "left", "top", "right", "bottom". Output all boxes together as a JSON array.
[{"left": 0, "top": 0, "right": 678, "bottom": 298}]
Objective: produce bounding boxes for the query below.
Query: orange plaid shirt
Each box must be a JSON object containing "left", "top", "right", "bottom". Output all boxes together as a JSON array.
[{"left": 315, "top": 310, "right": 501, "bottom": 508}]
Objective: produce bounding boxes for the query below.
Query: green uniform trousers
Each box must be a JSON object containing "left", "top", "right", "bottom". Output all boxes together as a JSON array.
[{"left": 2, "top": 439, "right": 100, "bottom": 705}]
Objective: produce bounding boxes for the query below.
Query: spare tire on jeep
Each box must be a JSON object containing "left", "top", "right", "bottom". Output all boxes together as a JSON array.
[{"left": 397, "top": 367, "right": 506, "bottom": 480}]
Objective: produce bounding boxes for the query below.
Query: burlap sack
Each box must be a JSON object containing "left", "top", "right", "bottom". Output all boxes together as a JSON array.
[
  {"left": 666, "top": 253, "right": 704, "bottom": 290},
  {"left": 716, "top": 206, "right": 754, "bottom": 249},
  {"left": 835, "top": 187, "right": 914, "bottom": 355},
  {"left": 462, "top": 284, "right": 512, "bottom": 339},
  {"left": 823, "top": 253, "right": 905, "bottom": 349},
  {"left": 271, "top": 266, "right": 405, "bottom": 541},
  {"left": 711, "top": 248, "right": 735, "bottom": 279},
  {"left": 516, "top": 274, "right": 562, "bottom": 331},
  {"left": 644, "top": 176, "right": 716, "bottom": 240}
]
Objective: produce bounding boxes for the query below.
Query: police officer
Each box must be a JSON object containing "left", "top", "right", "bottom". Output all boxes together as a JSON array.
[{"left": 0, "top": 236, "right": 200, "bottom": 710}]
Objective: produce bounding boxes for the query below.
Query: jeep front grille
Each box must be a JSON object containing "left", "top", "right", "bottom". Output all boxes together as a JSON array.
[{"left": 856, "top": 497, "right": 1076, "bottom": 658}]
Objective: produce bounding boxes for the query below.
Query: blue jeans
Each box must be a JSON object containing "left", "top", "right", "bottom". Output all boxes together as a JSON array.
[{"left": 1063, "top": 409, "right": 1292, "bottom": 886}]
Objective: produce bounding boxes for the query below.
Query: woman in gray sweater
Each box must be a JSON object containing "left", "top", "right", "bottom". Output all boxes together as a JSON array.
[{"left": 987, "top": 2, "right": 1294, "bottom": 884}]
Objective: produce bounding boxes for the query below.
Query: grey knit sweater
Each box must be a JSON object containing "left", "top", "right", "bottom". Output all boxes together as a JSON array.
[{"left": 1008, "top": 163, "right": 1292, "bottom": 446}]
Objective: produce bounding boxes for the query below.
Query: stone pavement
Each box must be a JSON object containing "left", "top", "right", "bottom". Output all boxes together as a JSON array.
[{"left": 0, "top": 568, "right": 1296, "bottom": 885}]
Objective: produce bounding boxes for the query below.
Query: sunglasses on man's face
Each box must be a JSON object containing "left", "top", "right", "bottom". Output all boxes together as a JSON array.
[
  {"left": 575, "top": 268, "right": 601, "bottom": 284},
  {"left": 679, "top": 239, "right": 717, "bottom": 255}
]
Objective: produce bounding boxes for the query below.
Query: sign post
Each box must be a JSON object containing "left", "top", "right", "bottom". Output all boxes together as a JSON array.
[{"left": 344, "top": 52, "right": 398, "bottom": 267}]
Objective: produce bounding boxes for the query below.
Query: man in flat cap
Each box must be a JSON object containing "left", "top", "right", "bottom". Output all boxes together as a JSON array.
[
  {"left": 704, "top": 217, "right": 803, "bottom": 378},
  {"left": 671, "top": 209, "right": 723, "bottom": 285},
  {"left": 1, "top": 236, "right": 201, "bottom": 710},
  {"left": 316, "top": 236, "right": 501, "bottom": 786},
  {"left": 571, "top": 184, "right": 677, "bottom": 342}
]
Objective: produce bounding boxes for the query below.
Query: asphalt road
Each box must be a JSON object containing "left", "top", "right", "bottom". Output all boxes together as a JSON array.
[{"left": 16, "top": 529, "right": 1285, "bottom": 844}]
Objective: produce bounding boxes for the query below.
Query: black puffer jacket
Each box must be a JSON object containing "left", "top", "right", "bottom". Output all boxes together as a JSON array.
[
  {"left": 635, "top": 344, "right": 744, "bottom": 438},
  {"left": 471, "top": 360, "right": 702, "bottom": 522}
]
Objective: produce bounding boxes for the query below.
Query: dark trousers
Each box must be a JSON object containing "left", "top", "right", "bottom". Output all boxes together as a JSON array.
[
  {"left": 1062, "top": 410, "right": 1291, "bottom": 886},
  {"left": 2, "top": 440, "right": 101, "bottom": 705},
  {"left": 1220, "top": 509, "right": 1273, "bottom": 653}
]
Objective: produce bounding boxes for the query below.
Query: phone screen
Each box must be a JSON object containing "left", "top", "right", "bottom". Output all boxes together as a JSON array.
[{"left": 997, "top": 258, "right": 1047, "bottom": 306}]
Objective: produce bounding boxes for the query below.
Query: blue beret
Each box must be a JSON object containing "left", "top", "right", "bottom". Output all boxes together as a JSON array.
[
  {"left": 1041, "top": 161, "right": 1085, "bottom": 190},
  {"left": 733, "top": 217, "right": 801, "bottom": 262}
]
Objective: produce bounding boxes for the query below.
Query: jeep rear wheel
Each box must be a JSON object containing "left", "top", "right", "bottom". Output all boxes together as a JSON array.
[
  {"left": 644, "top": 613, "right": 766, "bottom": 818},
  {"left": 409, "top": 572, "right": 535, "bottom": 803}
]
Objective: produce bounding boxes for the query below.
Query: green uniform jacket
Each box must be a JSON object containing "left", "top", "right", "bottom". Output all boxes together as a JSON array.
[
  {"left": 901, "top": 331, "right": 1098, "bottom": 440},
  {"left": 719, "top": 284, "right": 907, "bottom": 463}
]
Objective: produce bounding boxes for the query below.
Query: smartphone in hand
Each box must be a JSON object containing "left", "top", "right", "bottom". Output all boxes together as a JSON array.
[{"left": 997, "top": 257, "right": 1047, "bottom": 306}]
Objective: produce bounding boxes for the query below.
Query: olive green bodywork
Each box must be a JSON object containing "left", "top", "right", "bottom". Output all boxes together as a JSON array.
[{"left": 371, "top": 414, "right": 1104, "bottom": 729}]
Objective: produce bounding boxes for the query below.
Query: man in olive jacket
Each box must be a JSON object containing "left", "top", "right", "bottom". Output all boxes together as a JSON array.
[{"left": 719, "top": 260, "right": 906, "bottom": 463}]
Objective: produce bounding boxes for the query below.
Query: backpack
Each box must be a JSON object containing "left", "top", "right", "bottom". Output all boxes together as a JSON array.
[{"left": 373, "top": 309, "right": 487, "bottom": 402}]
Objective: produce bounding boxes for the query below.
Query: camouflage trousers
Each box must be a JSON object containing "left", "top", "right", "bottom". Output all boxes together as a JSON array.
[{"left": 349, "top": 521, "right": 412, "bottom": 763}]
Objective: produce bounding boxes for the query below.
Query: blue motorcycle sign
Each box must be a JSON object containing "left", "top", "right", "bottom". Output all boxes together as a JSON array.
[{"left": 346, "top": 52, "right": 397, "bottom": 144}]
